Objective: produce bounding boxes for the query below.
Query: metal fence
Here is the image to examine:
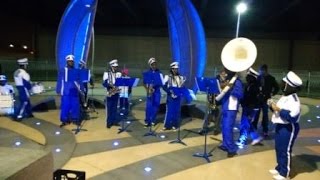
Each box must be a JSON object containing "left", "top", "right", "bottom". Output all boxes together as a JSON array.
[{"left": 1, "top": 59, "right": 319, "bottom": 98}]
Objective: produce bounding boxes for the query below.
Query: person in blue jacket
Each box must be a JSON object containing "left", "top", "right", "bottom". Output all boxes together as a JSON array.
[
  {"left": 267, "top": 71, "right": 302, "bottom": 180},
  {"left": 56, "top": 54, "right": 81, "bottom": 127},
  {"left": 217, "top": 68, "right": 243, "bottom": 157},
  {"left": 103, "top": 59, "right": 122, "bottom": 128},
  {"left": 143, "top": 57, "right": 164, "bottom": 127},
  {"left": 162, "top": 62, "right": 186, "bottom": 130},
  {"left": 14, "top": 58, "right": 33, "bottom": 120}
]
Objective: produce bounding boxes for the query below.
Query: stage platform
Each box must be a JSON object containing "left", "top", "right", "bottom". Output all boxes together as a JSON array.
[{"left": 0, "top": 85, "right": 319, "bottom": 180}]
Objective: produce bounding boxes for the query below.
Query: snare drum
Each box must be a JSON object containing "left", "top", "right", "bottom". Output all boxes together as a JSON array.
[{"left": 0, "top": 94, "right": 14, "bottom": 115}]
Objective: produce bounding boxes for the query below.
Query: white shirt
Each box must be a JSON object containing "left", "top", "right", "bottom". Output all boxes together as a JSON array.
[
  {"left": 103, "top": 71, "right": 122, "bottom": 85},
  {"left": 0, "top": 84, "right": 14, "bottom": 95},
  {"left": 14, "top": 69, "right": 30, "bottom": 86},
  {"left": 164, "top": 75, "right": 185, "bottom": 88},
  {"left": 271, "top": 93, "right": 301, "bottom": 124}
]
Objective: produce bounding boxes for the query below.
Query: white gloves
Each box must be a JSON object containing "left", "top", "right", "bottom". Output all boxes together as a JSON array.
[{"left": 267, "top": 99, "right": 275, "bottom": 106}]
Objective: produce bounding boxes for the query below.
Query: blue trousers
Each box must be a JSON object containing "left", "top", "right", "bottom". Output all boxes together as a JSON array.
[
  {"left": 105, "top": 94, "right": 119, "bottom": 126},
  {"left": 275, "top": 123, "right": 299, "bottom": 178},
  {"left": 221, "top": 110, "right": 238, "bottom": 153},
  {"left": 239, "top": 107, "right": 260, "bottom": 142},
  {"left": 60, "top": 95, "right": 80, "bottom": 123},
  {"left": 164, "top": 96, "right": 181, "bottom": 129},
  {"left": 145, "top": 92, "right": 161, "bottom": 125},
  {"left": 16, "top": 86, "right": 32, "bottom": 118},
  {"left": 253, "top": 102, "right": 269, "bottom": 133}
]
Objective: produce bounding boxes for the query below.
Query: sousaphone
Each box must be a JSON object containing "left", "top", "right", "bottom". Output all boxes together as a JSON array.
[
  {"left": 221, "top": 37, "right": 257, "bottom": 72},
  {"left": 216, "top": 37, "right": 257, "bottom": 101}
]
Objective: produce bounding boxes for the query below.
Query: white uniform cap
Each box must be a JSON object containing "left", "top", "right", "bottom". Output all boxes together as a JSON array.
[
  {"left": 17, "top": 58, "right": 28, "bottom": 65},
  {"left": 80, "top": 60, "right": 86, "bottom": 65},
  {"left": 0, "top": 75, "right": 6, "bottom": 81},
  {"left": 148, "top": 57, "right": 156, "bottom": 66},
  {"left": 109, "top": 59, "right": 118, "bottom": 67},
  {"left": 247, "top": 68, "right": 259, "bottom": 78},
  {"left": 283, "top": 71, "right": 302, "bottom": 87},
  {"left": 170, "top": 62, "right": 179, "bottom": 69},
  {"left": 65, "top": 54, "right": 75, "bottom": 61}
]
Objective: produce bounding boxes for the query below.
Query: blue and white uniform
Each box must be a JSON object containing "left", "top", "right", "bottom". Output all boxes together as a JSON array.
[
  {"left": 0, "top": 75, "right": 15, "bottom": 115},
  {"left": 0, "top": 75, "right": 14, "bottom": 95},
  {"left": 163, "top": 62, "right": 185, "bottom": 129},
  {"left": 270, "top": 71, "right": 302, "bottom": 179},
  {"left": 103, "top": 59, "right": 121, "bottom": 128},
  {"left": 14, "top": 58, "right": 33, "bottom": 119},
  {"left": 143, "top": 57, "right": 163, "bottom": 126},
  {"left": 56, "top": 55, "right": 81, "bottom": 124},
  {"left": 219, "top": 76, "right": 243, "bottom": 154}
]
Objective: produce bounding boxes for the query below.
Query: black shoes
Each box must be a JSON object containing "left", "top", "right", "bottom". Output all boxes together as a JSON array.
[
  {"left": 227, "top": 152, "right": 237, "bottom": 158},
  {"left": 60, "top": 122, "right": 68, "bottom": 128}
]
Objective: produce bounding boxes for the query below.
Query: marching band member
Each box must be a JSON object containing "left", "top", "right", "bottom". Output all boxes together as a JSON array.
[
  {"left": 162, "top": 62, "right": 185, "bottom": 130},
  {"left": 217, "top": 68, "right": 243, "bottom": 157},
  {"left": 267, "top": 71, "right": 302, "bottom": 180},
  {"left": 56, "top": 55, "right": 81, "bottom": 127},
  {"left": 143, "top": 57, "right": 163, "bottom": 127},
  {"left": 236, "top": 68, "right": 263, "bottom": 147},
  {"left": 14, "top": 58, "right": 33, "bottom": 120},
  {"left": 119, "top": 68, "right": 132, "bottom": 117},
  {"left": 103, "top": 59, "right": 121, "bottom": 128},
  {"left": 0, "top": 75, "right": 14, "bottom": 95}
]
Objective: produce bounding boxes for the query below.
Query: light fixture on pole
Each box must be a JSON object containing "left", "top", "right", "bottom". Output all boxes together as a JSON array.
[{"left": 235, "top": 2, "right": 247, "bottom": 38}]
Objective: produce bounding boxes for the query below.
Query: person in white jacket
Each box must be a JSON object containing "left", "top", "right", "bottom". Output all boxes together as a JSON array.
[
  {"left": 14, "top": 58, "right": 33, "bottom": 120},
  {"left": 267, "top": 71, "right": 302, "bottom": 180}
]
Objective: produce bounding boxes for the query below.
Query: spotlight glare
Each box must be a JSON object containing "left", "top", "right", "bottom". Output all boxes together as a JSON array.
[
  {"left": 36, "top": 122, "right": 41, "bottom": 125},
  {"left": 160, "top": 134, "right": 166, "bottom": 139},
  {"left": 15, "top": 141, "right": 21, "bottom": 146},
  {"left": 9, "top": 44, "right": 14, "bottom": 48},
  {"left": 55, "top": 148, "right": 61, "bottom": 152},
  {"left": 85, "top": 4, "right": 91, "bottom": 7},
  {"left": 316, "top": 116, "right": 320, "bottom": 119},
  {"left": 120, "top": 113, "right": 124, "bottom": 116},
  {"left": 126, "top": 121, "right": 131, "bottom": 124},
  {"left": 55, "top": 131, "right": 61, "bottom": 135},
  {"left": 318, "top": 139, "right": 320, "bottom": 143},
  {"left": 236, "top": 2, "right": 247, "bottom": 14},
  {"left": 316, "top": 105, "right": 320, "bottom": 108},
  {"left": 307, "top": 119, "right": 312, "bottom": 122},
  {"left": 22, "top": 45, "right": 28, "bottom": 49},
  {"left": 113, "top": 141, "right": 119, "bottom": 146},
  {"left": 144, "top": 167, "right": 152, "bottom": 172},
  {"left": 139, "top": 99, "right": 142, "bottom": 102}
]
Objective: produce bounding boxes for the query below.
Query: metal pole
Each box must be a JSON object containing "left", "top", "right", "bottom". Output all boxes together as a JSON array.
[
  {"left": 236, "top": 12, "right": 241, "bottom": 38},
  {"left": 91, "top": 27, "right": 95, "bottom": 73}
]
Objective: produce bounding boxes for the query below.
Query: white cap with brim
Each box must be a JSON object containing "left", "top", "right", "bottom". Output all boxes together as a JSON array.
[
  {"left": 148, "top": 57, "right": 156, "bottom": 66},
  {"left": 247, "top": 68, "right": 259, "bottom": 78},
  {"left": 170, "top": 62, "right": 179, "bottom": 69},
  {"left": 65, "top": 54, "right": 75, "bottom": 61},
  {"left": 283, "top": 71, "right": 302, "bottom": 87},
  {"left": 17, "top": 58, "right": 28, "bottom": 65},
  {"left": 109, "top": 59, "right": 118, "bottom": 67},
  {"left": 0, "top": 75, "right": 6, "bottom": 81}
]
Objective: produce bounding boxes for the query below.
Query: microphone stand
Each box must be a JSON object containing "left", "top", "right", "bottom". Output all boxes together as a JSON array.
[
  {"left": 169, "top": 91, "right": 187, "bottom": 146},
  {"left": 193, "top": 90, "right": 213, "bottom": 163}
]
